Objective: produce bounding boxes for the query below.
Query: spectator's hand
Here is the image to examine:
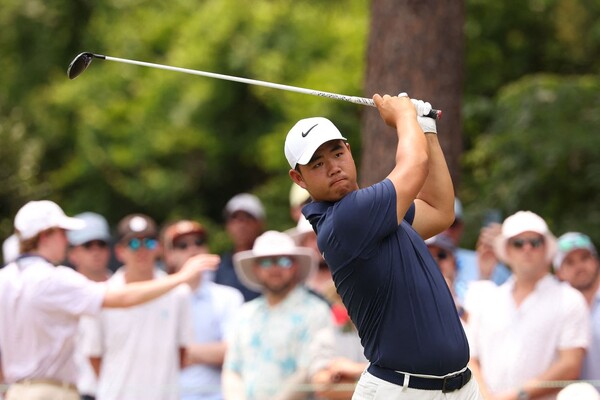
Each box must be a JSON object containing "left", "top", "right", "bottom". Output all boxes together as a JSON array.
[
  {"left": 177, "top": 253, "right": 220, "bottom": 288},
  {"left": 312, "top": 358, "right": 365, "bottom": 400},
  {"left": 328, "top": 358, "right": 365, "bottom": 381},
  {"left": 411, "top": 99, "right": 437, "bottom": 134},
  {"left": 477, "top": 223, "right": 501, "bottom": 279}
]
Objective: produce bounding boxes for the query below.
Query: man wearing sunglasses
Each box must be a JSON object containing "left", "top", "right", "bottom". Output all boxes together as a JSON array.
[
  {"left": 223, "top": 230, "right": 334, "bottom": 400},
  {"left": 66, "top": 212, "right": 112, "bottom": 400},
  {"left": 80, "top": 214, "right": 197, "bottom": 400},
  {"left": 161, "top": 220, "right": 244, "bottom": 400},
  {"left": 553, "top": 232, "right": 600, "bottom": 386},
  {"left": 468, "top": 211, "right": 590, "bottom": 400}
]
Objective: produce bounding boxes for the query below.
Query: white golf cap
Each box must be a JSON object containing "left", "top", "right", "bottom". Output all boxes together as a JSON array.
[
  {"left": 14, "top": 200, "right": 86, "bottom": 240},
  {"left": 224, "top": 193, "right": 265, "bottom": 221},
  {"left": 493, "top": 210, "right": 557, "bottom": 264},
  {"left": 67, "top": 212, "right": 112, "bottom": 246},
  {"left": 284, "top": 117, "right": 346, "bottom": 169}
]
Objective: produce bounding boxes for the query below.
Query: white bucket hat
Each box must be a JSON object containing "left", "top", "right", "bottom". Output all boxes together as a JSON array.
[
  {"left": 284, "top": 117, "right": 347, "bottom": 169},
  {"left": 233, "top": 230, "right": 317, "bottom": 292},
  {"left": 493, "top": 211, "right": 557, "bottom": 264},
  {"left": 15, "top": 200, "right": 86, "bottom": 240}
]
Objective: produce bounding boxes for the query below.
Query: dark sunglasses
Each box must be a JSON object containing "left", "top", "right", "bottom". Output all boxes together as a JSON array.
[
  {"left": 127, "top": 237, "right": 158, "bottom": 251},
  {"left": 509, "top": 237, "right": 544, "bottom": 249},
  {"left": 173, "top": 237, "right": 206, "bottom": 250},
  {"left": 82, "top": 240, "right": 108, "bottom": 250},
  {"left": 257, "top": 256, "right": 294, "bottom": 269}
]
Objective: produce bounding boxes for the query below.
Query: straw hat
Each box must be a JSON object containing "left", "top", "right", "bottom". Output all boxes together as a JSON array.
[{"left": 233, "top": 230, "right": 317, "bottom": 292}]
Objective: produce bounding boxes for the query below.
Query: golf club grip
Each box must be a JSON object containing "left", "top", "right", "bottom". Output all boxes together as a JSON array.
[{"left": 344, "top": 96, "right": 441, "bottom": 120}]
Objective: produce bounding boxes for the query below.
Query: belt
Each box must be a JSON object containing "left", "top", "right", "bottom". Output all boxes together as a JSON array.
[
  {"left": 16, "top": 378, "right": 78, "bottom": 392},
  {"left": 367, "top": 364, "right": 472, "bottom": 393}
]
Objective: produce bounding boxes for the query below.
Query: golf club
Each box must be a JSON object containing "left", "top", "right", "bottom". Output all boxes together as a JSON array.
[{"left": 67, "top": 52, "right": 441, "bottom": 119}]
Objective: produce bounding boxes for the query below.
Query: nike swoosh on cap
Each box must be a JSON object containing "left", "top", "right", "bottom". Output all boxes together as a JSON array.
[{"left": 301, "top": 124, "right": 319, "bottom": 137}]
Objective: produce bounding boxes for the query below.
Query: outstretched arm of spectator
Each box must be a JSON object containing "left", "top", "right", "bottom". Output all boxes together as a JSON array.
[{"left": 102, "top": 254, "right": 219, "bottom": 308}]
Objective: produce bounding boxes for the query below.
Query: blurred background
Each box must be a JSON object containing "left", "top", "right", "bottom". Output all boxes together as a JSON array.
[{"left": 1, "top": 0, "right": 599, "bottom": 254}]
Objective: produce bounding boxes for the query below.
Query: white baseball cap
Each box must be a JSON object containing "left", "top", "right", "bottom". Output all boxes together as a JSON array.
[
  {"left": 224, "top": 193, "right": 265, "bottom": 221},
  {"left": 284, "top": 117, "right": 347, "bottom": 169},
  {"left": 553, "top": 232, "right": 598, "bottom": 271},
  {"left": 15, "top": 200, "right": 86, "bottom": 240},
  {"left": 493, "top": 211, "right": 557, "bottom": 263},
  {"left": 67, "top": 212, "right": 112, "bottom": 246}
]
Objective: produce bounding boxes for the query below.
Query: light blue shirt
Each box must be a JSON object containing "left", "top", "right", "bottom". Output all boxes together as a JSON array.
[
  {"left": 581, "top": 288, "right": 600, "bottom": 380},
  {"left": 180, "top": 281, "right": 244, "bottom": 400},
  {"left": 454, "top": 248, "right": 512, "bottom": 304},
  {"left": 224, "top": 286, "right": 334, "bottom": 400}
]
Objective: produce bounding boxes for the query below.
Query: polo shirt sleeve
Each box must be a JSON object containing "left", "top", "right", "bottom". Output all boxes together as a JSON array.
[
  {"left": 333, "top": 179, "right": 413, "bottom": 258},
  {"left": 36, "top": 266, "right": 106, "bottom": 317}
]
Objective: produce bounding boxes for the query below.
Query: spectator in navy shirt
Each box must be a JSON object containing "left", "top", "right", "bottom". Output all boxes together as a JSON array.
[{"left": 284, "top": 93, "right": 481, "bottom": 399}]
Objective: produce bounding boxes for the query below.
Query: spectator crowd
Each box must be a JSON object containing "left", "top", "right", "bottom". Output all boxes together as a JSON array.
[{"left": 0, "top": 190, "right": 598, "bottom": 400}]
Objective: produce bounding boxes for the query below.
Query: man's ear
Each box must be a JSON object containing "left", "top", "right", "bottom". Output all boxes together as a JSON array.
[{"left": 289, "top": 169, "right": 307, "bottom": 189}]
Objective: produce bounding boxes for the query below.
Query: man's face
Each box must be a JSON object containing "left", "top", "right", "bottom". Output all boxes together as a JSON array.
[
  {"left": 116, "top": 236, "right": 159, "bottom": 271},
  {"left": 68, "top": 240, "right": 110, "bottom": 276},
  {"left": 557, "top": 249, "right": 600, "bottom": 292},
  {"left": 252, "top": 255, "right": 298, "bottom": 295},
  {"left": 505, "top": 232, "right": 548, "bottom": 276},
  {"left": 43, "top": 228, "right": 69, "bottom": 264},
  {"left": 290, "top": 140, "right": 358, "bottom": 202},
  {"left": 226, "top": 211, "right": 263, "bottom": 250},
  {"left": 163, "top": 232, "right": 208, "bottom": 274}
]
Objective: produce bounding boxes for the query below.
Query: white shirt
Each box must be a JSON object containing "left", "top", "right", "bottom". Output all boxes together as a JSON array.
[
  {"left": 80, "top": 268, "right": 193, "bottom": 400},
  {"left": 0, "top": 256, "right": 105, "bottom": 384},
  {"left": 468, "top": 274, "right": 590, "bottom": 398}
]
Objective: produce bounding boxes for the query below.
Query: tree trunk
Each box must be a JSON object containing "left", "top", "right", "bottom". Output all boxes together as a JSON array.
[{"left": 360, "top": 0, "right": 464, "bottom": 188}]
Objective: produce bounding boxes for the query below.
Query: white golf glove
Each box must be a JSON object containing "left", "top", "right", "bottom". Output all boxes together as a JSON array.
[{"left": 411, "top": 99, "right": 437, "bottom": 134}]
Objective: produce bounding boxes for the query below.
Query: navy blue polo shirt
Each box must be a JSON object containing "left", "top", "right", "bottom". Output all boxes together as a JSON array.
[{"left": 303, "top": 179, "right": 469, "bottom": 376}]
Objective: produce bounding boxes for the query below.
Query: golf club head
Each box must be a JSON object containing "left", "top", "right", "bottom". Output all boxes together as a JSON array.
[{"left": 67, "top": 52, "right": 98, "bottom": 80}]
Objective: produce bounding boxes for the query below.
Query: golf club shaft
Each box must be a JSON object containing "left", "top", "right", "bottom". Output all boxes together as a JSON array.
[{"left": 94, "top": 54, "right": 441, "bottom": 119}]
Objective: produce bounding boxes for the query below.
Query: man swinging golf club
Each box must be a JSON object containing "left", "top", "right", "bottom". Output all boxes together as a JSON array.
[{"left": 285, "top": 93, "right": 482, "bottom": 399}]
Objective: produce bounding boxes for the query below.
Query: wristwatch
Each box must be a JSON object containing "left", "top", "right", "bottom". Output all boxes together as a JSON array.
[{"left": 517, "top": 389, "right": 530, "bottom": 400}]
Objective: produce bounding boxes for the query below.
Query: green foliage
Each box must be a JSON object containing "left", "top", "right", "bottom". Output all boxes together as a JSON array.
[
  {"left": 462, "top": 74, "right": 600, "bottom": 245},
  {"left": 0, "top": 0, "right": 367, "bottom": 249},
  {"left": 2, "top": 0, "right": 600, "bottom": 256}
]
